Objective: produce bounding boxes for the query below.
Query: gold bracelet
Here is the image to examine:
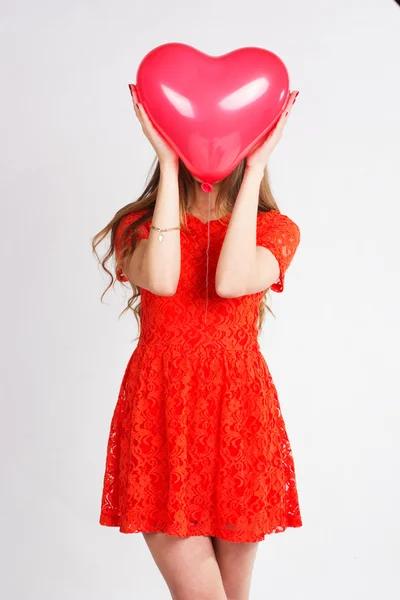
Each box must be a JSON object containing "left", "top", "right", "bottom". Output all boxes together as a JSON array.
[{"left": 150, "top": 224, "right": 181, "bottom": 242}]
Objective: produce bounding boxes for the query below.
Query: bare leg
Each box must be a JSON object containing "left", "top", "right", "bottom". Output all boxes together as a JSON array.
[
  {"left": 211, "top": 536, "right": 259, "bottom": 600},
  {"left": 142, "top": 531, "right": 228, "bottom": 600}
]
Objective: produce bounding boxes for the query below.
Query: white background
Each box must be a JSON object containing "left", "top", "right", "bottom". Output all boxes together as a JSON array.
[{"left": 1, "top": 0, "right": 399, "bottom": 598}]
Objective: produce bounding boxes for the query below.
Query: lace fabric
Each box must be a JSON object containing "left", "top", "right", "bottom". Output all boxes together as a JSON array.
[{"left": 100, "top": 209, "right": 302, "bottom": 542}]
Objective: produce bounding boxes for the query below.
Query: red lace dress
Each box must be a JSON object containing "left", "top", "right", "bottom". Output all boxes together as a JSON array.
[{"left": 99, "top": 208, "right": 303, "bottom": 543}]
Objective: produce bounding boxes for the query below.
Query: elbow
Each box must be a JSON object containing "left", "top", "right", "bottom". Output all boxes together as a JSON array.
[
  {"left": 215, "top": 282, "right": 245, "bottom": 298},
  {"left": 161, "top": 286, "right": 178, "bottom": 297},
  {"left": 150, "top": 283, "right": 178, "bottom": 296},
  {"left": 126, "top": 274, "right": 177, "bottom": 296},
  {"left": 149, "top": 276, "right": 178, "bottom": 297}
]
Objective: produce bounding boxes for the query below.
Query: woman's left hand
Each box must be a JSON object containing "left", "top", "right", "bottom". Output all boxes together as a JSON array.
[{"left": 246, "top": 90, "right": 299, "bottom": 170}]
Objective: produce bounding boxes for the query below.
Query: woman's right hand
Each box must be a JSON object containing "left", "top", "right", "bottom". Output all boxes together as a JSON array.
[{"left": 129, "top": 84, "right": 178, "bottom": 167}]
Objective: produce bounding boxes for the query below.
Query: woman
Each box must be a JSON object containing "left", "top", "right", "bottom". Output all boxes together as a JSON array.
[{"left": 92, "top": 85, "right": 302, "bottom": 600}]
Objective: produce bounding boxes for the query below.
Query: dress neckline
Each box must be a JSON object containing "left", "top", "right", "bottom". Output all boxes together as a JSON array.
[{"left": 185, "top": 212, "right": 233, "bottom": 226}]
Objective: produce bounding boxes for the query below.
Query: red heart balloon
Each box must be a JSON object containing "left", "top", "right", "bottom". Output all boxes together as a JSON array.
[{"left": 135, "top": 43, "right": 290, "bottom": 187}]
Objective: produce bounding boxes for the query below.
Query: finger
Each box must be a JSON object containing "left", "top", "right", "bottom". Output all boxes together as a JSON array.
[
  {"left": 291, "top": 89, "right": 300, "bottom": 105},
  {"left": 128, "top": 84, "right": 139, "bottom": 108},
  {"left": 129, "top": 83, "right": 137, "bottom": 105},
  {"left": 276, "top": 90, "right": 298, "bottom": 129},
  {"left": 136, "top": 102, "right": 155, "bottom": 133},
  {"left": 256, "top": 90, "right": 299, "bottom": 153},
  {"left": 130, "top": 87, "right": 138, "bottom": 108},
  {"left": 130, "top": 88, "right": 144, "bottom": 123},
  {"left": 133, "top": 103, "right": 143, "bottom": 125},
  {"left": 274, "top": 108, "right": 290, "bottom": 132},
  {"left": 132, "top": 93, "right": 151, "bottom": 129},
  {"left": 283, "top": 90, "right": 299, "bottom": 116}
]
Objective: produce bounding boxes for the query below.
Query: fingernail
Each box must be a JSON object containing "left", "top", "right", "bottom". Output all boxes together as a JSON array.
[
  {"left": 285, "top": 111, "right": 288, "bottom": 116},
  {"left": 293, "top": 91, "right": 299, "bottom": 104},
  {"left": 136, "top": 103, "right": 139, "bottom": 109}
]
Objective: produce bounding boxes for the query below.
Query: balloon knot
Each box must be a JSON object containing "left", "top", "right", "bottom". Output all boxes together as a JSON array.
[{"left": 201, "top": 182, "right": 213, "bottom": 193}]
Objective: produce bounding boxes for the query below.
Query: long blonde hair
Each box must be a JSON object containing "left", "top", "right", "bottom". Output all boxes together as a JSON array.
[{"left": 92, "top": 157, "right": 280, "bottom": 337}]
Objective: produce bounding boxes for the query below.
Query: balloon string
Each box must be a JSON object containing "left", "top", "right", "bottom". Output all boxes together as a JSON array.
[{"left": 204, "top": 190, "right": 211, "bottom": 324}]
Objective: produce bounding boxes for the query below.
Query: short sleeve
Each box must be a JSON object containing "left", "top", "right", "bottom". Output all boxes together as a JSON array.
[
  {"left": 114, "top": 210, "right": 150, "bottom": 282},
  {"left": 256, "top": 210, "right": 300, "bottom": 292}
]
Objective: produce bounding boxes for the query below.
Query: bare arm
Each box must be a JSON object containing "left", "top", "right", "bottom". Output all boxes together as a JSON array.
[
  {"left": 215, "top": 90, "right": 299, "bottom": 298},
  {"left": 215, "top": 166, "right": 280, "bottom": 298},
  {"left": 124, "top": 161, "right": 181, "bottom": 296},
  {"left": 123, "top": 86, "right": 181, "bottom": 296}
]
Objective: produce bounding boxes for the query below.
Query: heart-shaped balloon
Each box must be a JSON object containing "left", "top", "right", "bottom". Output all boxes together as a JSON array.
[{"left": 133, "top": 43, "right": 290, "bottom": 188}]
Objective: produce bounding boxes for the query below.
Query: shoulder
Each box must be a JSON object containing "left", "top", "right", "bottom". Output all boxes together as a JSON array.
[
  {"left": 116, "top": 208, "right": 149, "bottom": 230},
  {"left": 114, "top": 208, "right": 151, "bottom": 255},
  {"left": 257, "top": 209, "right": 300, "bottom": 229},
  {"left": 114, "top": 209, "right": 150, "bottom": 282},
  {"left": 115, "top": 209, "right": 150, "bottom": 237},
  {"left": 257, "top": 209, "right": 300, "bottom": 240}
]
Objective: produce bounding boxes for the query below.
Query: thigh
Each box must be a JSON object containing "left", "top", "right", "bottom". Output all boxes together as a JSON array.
[
  {"left": 142, "top": 531, "right": 227, "bottom": 600},
  {"left": 211, "top": 536, "right": 259, "bottom": 600}
]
